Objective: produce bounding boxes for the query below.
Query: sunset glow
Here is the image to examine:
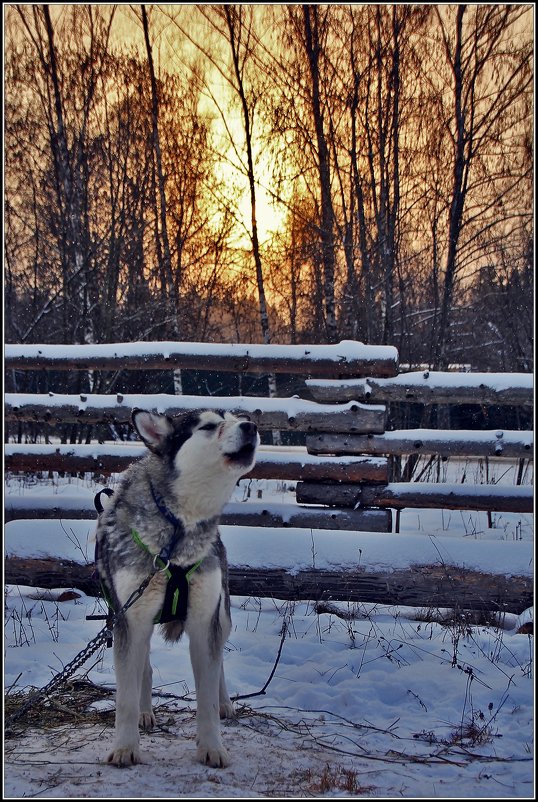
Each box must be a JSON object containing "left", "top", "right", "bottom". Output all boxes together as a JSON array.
[{"left": 4, "top": 4, "right": 533, "bottom": 367}]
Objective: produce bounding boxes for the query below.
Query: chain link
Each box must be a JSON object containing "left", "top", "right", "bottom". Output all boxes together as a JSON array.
[{"left": 6, "top": 572, "right": 156, "bottom": 729}]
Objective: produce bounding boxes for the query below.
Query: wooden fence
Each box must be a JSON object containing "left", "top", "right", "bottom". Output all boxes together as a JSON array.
[{"left": 4, "top": 341, "right": 534, "bottom": 614}]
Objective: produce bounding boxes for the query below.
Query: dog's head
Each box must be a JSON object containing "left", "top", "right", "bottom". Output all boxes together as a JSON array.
[{"left": 131, "top": 408, "right": 259, "bottom": 477}]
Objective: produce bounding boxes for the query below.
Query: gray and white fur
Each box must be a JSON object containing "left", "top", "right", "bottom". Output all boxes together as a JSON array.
[{"left": 95, "top": 408, "right": 259, "bottom": 768}]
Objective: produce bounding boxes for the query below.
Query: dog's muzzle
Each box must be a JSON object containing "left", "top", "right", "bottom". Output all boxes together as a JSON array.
[{"left": 224, "top": 421, "right": 259, "bottom": 466}]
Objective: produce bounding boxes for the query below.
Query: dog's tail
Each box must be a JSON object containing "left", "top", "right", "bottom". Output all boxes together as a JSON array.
[{"left": 160, "top": 621, "right": 185, "bottom": 643}]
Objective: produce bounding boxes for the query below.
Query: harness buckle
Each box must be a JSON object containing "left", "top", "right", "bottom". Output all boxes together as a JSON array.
[{"left": 153, "top": 553, "right": 170, "bottom": 572}]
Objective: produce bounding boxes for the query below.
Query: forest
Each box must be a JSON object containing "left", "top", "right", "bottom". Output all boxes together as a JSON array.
[{"left": 4, "top": 4, "right": 534, "bottom": 384}]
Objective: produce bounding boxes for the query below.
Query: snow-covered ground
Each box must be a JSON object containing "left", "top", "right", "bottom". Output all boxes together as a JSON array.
[{"left": 4, "top": 463, "right": 534, "bottom": 799}]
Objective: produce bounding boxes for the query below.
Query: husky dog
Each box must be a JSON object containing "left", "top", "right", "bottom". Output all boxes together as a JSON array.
[{"left": 95, "top": 408, "right": 259, "bottom": 768}]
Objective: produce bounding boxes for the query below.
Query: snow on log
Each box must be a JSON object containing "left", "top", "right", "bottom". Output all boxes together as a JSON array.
[
  {"left": 4, "top": 444, "right": 389, "bottom": 483},
  {"left": 4, "top": 393, "right": 386, "bottom": 433},
  {"left": 307, "top": 371, "right": 533, "bottom": 406},
  {"left": 4, "top": 555, "right": 532, "bottom": 613},
  {"left": 4, "top": 340, "right": 399, "bottom": 377},
  {"left": 307, "top": 429, "right": 533, "bottom": 459},
  {"left": 4, "top": 523, "right": 533, "bottom": 614}
]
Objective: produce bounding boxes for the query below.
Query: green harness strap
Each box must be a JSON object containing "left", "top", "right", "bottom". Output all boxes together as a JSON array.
[
  {"left": 98, "top": 529, "right": 202, "bottom": 624},
  {"left": 131, "top": 528, "right": 203, "bottom": 623}
]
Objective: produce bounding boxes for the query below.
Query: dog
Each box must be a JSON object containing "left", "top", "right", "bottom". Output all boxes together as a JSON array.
[{"left": 94, "top": 408, "right": 259, "bottom": 768}]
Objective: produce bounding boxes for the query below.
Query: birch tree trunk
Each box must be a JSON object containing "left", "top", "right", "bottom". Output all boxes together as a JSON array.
[
  {"left": 434, "top": 5, "right": 466, "bottom": 370},
  {"left": 301, "top": 5, "right": 338, "bottom": 344},
  {"left": 141, "top": 5, "right": 182, "bottom": 394},
  {"left": 222, "top": 6, "right": 281, "bottom": 442}
]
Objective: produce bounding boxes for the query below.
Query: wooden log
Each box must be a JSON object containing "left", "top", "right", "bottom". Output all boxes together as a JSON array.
[
  {"left": 3, "top": 497, "right": 392, "bottom": 532},
  {"left": 4, "top": 393, "right": 386, "bottom": 433},
  {"left": 307, "top": 371, "right": 534, "bottom": 407},
  {"left": 297, "top": 481, "right": 364, "bottom": 507},
  {"left": 4, "top": 555, "right": 532, "bottom": 614},
  {"left": 361, "top": 482, "right": 534, "bottom": 513},
  {"left": 296, "top": 481, "right": 534, "bottom": 514},
  {"left": 4, "top": 445, "right": 389, "bottom": 483},
  {"left": 223, "top": 503, "right": 392, "bottom": 532},
  {"left": 5, "top": 557, "right": 101, "bottom": 598},
  {"left": 307, "top": 430, "right": 534, "bottom": 459},
  {"left": 4, "top": 341, "right": 399, "bottom": 378},
  {"left": 228, "top": 565, "right": 532, "bottom": 614}
]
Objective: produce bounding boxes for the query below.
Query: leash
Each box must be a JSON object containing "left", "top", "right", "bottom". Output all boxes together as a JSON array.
[
  {"left": 7, "top": 486, "right": 187, "bottom": 729},
  {"left": 6, "top": 567, "right": 160, "bottom": 730}
]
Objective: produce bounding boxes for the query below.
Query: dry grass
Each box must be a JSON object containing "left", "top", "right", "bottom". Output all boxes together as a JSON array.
[{"left": 5, "top": 677, "right": 115, "bottom": 736}]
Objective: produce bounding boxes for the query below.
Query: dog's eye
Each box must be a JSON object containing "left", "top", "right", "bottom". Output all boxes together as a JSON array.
[{"left": 199, "top": 422, "right": 218, "bottom": 431}]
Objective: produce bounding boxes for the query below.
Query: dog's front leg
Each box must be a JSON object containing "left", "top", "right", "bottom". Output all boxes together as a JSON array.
[
  {"left": 107, "top": 617, "right": 153, "bottom": 767},
  {"left": 187, "top": 578, "right": 233, "bottom": 770}
]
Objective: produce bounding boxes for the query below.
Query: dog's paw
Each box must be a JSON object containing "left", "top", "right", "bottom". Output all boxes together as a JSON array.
[
  {"left": 139, "top": 711, "right": 156, "bottom": 731},
  {"left": 106, "top": 746, "right": 145, "bottom": 767},
  {"left": 197, "top": 742, "right": 230, "bottom": 768},
  {"left": 219, "top": 700, "right": 235, "bottom": 719}
]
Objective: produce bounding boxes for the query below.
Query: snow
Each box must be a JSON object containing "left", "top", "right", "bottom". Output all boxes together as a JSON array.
[
  {"left": 4, "top": 519, "right": 534, "bottom": 578},
  {"left": 5, "top": 391, "right": 386, "bottom": 421},
  {"left": 5, "top": 339, "right": 398, "bottom": 365},
  {"left": 4, "top": 443, "right": 148, "bottom": 460},
  {"left": 371, "top": 428, "right": 533, "bottom": 446},
  {"left": 308, "top": 370, "right": 534, "bottom": 393},
  {"left": 4, "top": 471, "right": 535, "bottom": 799},
  {"left": 4, "top": 344, "right": 534, "bottom": 796},
  {"left": 380, "top": 482, "right": 533, "bottom": 503}
]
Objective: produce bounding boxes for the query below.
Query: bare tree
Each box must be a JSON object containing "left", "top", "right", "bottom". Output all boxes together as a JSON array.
[
  {"left": 141, "top": 7, "right": 173, "bottom": 318},
  {"left": 218, "top": 5, "right": 275, "bottom": 353},
  {"left": 10, "top": 5, "right": 115, "bottom": 350},
  {"left": 5, "top": 4, "right": 533, "bottom": 378},
  {"left": 431, "top": 5, "right": 532, "bottom": 368},
  {"left": 164, "top": 6, "right": 275, "bottom": 347},
  {"left": 299, "top": 5, "right": 339, "bottom": 344}
]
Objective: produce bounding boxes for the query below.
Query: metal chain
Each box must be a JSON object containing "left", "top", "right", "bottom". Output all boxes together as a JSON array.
[{"left": 6, "top": 571, "right": 157, "bottom": 729}]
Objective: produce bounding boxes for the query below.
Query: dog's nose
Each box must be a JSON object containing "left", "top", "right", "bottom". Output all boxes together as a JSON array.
[{"left": 240, "top": 420, "right": 257, "bottom": 437}]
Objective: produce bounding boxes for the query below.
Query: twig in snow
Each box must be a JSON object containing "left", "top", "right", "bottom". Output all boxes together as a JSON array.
[{"left": 232, "top": 621, "right": 287, "bottom": 701}]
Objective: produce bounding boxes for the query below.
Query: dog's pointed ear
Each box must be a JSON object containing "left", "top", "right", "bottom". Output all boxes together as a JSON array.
[{"left": 132, "top": 409, "right": 174, "bottom": 452}]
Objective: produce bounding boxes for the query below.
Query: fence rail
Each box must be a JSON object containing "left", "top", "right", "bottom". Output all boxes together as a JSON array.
[
  {"left": 4, "top": 340, "right": 533, "bottom": 613},
  {"left": 3, "top": 444, "right": 388, "bottom": 482},
  {"left": 307, "top": 429, "right": 533, "bottom": 459},
  {"left": 4, "top": 392, "right": 386, "bottom": 433},
  {"left": 4, "top": 340, "right": 399, "bottom": 377},
  {"left": 307, "top": 372, "right": 533, "bottom": 406},
  {"left": 4, "top": 552, "right": 532, "bottom": 614}
]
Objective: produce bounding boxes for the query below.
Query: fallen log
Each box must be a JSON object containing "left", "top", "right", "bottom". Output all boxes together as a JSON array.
[
  {"left": 4, "top": 555, "right": 532, "bottom": 615},
  {"left": 6, "top": 521, "right": 532, "bottom": 615}
]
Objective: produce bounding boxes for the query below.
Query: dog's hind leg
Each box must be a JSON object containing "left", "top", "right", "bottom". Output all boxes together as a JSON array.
[
  {"left": 139, "top": 652, "right": 156, "bottom": 731},
  {"left": 219, "top": 661, "right": 235, "bottom": 719}
]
